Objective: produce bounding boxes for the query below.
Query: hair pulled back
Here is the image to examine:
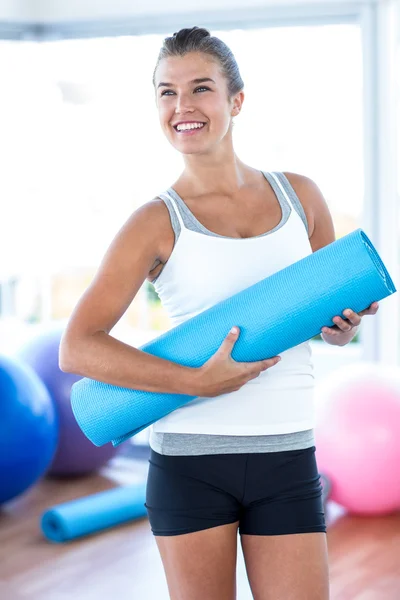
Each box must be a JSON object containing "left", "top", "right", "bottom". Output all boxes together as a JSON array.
[{"left": 152, "top": 26, "right": 244, "bottom": 99}]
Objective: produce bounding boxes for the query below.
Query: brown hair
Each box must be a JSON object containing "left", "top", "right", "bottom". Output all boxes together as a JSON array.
[{"left": 152, "top": 26, "right": 244, "bottom": 99}]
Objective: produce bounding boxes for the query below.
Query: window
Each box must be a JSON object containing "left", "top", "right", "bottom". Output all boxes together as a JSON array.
[{"left": 1, "top": 25, "right": 364, "bottom": 341}]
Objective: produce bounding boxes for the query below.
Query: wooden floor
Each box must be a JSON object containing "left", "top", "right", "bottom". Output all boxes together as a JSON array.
[{"left": 1, "top": 454, "right": 400, "bottom": 600}]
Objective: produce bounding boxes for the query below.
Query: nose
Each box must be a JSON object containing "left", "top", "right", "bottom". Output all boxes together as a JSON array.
[{"left": 174, "top": 92, "right": 195, "bottom": 114}]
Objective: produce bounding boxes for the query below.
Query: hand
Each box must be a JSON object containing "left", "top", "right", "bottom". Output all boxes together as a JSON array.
[
  {"left": 321, "top": 301, "right": 379, "bottom": 345},
  {"left": 193, "top": 326, "right": 281, "bottom": 397}
]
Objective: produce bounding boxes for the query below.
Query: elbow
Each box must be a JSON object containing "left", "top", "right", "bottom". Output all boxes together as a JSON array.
[
  {"left": 58, "top": 350, "right": 76, "bottom": 374},
  {"left": 58, "top": 335, "right": 83, "bottom": 374},
  {"left": 59, "top": 357, "right": 75, "bottom": 374}
]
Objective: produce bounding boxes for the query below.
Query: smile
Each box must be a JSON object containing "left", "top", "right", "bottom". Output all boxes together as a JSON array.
[{"left": 173, "top": 122, "right": 206, "bottom": 135}]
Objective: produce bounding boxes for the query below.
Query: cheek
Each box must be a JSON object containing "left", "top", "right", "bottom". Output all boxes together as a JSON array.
[
  {"left": 205, "top": 97, "right": 232, "bottom": 124},
  {"left": 157, "top": 105, "right": 172, "bottom": 128}
]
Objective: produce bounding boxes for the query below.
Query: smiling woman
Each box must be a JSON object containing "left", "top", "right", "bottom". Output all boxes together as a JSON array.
[
  {"left": 60, "top": 25, "right": 365, "bottom": 600},
  {"left": 153, "top": 44, "right": 244, "bottom": 158},
  {"left": 126, "top": 27, "right": 333, "bottom": 599}
]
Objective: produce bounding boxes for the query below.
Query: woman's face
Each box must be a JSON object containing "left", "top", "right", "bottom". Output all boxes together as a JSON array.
[{"left": 154, "top": 52, "right": 243, "bottom": 155}]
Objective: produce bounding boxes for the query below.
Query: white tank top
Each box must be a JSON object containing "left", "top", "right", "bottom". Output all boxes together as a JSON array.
[{"left": 151, "top": 171, "right": 316, "bottom": 436}]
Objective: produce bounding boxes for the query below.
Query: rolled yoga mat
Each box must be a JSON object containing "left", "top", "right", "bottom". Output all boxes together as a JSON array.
[
  {"left": 41, "top": 483, "right": 147, "bottom": 542},
  {"left": 71, "top": 229, "right": 396, "bottom": 447}
]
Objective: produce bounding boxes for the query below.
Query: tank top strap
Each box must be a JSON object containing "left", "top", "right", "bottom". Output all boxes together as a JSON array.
[
  {"left": 267, "top": 171, "right": 295, "bottom": 212},
  {"left": 158, "top": 190, "right": 185, "bottom": 229}
]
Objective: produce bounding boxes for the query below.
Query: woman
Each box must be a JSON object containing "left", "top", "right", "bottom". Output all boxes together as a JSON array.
[{"left": 60, "top": 27, "right": 379, "bottom": 600}]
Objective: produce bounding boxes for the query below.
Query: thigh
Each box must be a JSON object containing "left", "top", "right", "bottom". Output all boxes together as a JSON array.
[
  {"left": 240, "top": 531, "right": 329, "bottom": 600},
  {"left": 239, "top": 446, "right": 329, "bottom": 599},
  {"left": 145, "top": 450, "right": 244, "bottom": 600},
  {"left": 156, "top": 521, "right": 240, "bottom": 600}
]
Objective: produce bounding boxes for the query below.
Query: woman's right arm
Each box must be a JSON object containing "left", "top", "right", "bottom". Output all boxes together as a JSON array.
[
  {"left": 60, "top": 199, "right": 280, "bottom": 397},
  {"left": 59, "top": 199, "right": 199, "bottom": 395}
]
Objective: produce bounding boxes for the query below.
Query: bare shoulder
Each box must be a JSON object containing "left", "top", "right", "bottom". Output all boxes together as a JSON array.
[
  {"left": 282, "top": 171, "right": 321, "bottom": 230},
  {"left": 125, "top": 197, "right": 174, "bottom": 244},
  {"left": 95, "top": 196, "right": 174, "bottom": 281},
  {"left": 282, "top": 171, "right": 336, "bottom": 251},
  {"left": 129, "top": 196, "right": 171, "bottom": 229},
  {"left": 128, "top": 197, "right": 175, "bottom": 278},
  {"left": 282, "top": 171, "right": 317, "bottom": 196}
]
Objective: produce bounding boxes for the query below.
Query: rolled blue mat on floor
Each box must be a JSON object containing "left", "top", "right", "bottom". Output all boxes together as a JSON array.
[
  {"left": 41, "top": 483, "right": 147, "bottom": 542},
  {"left": 71, "top": 229, "right": 396, "bottom": 447}
]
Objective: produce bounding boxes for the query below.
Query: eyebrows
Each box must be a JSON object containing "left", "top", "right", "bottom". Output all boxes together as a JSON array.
[{"left": 157, "top": 77, "right": 216, "bottom": 89}]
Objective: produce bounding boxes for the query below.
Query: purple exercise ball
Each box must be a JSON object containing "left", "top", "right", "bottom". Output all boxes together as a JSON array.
[{"left": 17, "top": 328, "right": 118, "bottom": 477}]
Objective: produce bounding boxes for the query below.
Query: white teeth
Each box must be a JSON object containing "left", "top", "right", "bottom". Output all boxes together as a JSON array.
[{"left": 176, "top": 122, "right": 205, "bottom": 131}]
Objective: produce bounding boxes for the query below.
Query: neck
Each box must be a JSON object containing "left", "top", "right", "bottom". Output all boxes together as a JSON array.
[{"left": 179, "top": 146, "right": 254, "bottom": 198}]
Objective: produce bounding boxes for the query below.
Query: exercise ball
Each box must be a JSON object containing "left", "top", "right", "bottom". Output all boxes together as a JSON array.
[
  {"left": 17, "top": 329, "right": 118, "bottom": 477},
  {"left": 0, "top": 355, "right": 58, "bottom": 503},
  {"left": 315, "top": 362, "right": 400, "bottom": 516}
]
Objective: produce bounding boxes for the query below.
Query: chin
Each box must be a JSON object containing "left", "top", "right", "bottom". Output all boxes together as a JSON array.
[
  {"left": 178, "top": 145, "right": 212, "bottom": 156},
  {"left": 168, "top": 139, "right": 209, "bottom": 155}
]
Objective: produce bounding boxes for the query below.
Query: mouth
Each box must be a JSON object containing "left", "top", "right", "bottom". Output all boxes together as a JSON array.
[{"left": 172, "top": 122, "right": 207, "bottom": 135}]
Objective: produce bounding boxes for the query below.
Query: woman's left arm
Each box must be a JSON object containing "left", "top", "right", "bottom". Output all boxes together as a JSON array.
[{"left": 283, "top": 172, "right": 379, "bottom": 347}]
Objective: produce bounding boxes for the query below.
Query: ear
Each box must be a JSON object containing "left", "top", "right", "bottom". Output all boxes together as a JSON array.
[{"left": 231, "top": 90, "right": 244, "bottom": 116}]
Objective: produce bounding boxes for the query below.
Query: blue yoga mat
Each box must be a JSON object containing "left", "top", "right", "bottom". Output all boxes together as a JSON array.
[
  {"left": 71, "top": 229, "right": 396, "bottom": 447},
  {"left": 41, "top": 483, "right": 147, "bottom": 542}
]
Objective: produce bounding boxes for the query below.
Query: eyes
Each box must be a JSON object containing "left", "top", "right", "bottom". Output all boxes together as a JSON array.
[{"left": 160, "top": 86, "right": 210, "bottom": 97}]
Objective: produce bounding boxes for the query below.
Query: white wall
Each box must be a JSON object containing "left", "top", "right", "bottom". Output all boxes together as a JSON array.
[
  {"left": 31, "top": 0, "right": 372, "bottom": 23},
  {"left": 0, "top": 0, "right": 37, "bottom": 21},
  {"left": 0, "top": 1, "right": 387, "bottom": 27}
]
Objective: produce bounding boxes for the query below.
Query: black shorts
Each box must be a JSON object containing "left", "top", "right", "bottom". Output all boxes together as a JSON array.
[{"left": 145, "top": 446, "right": 326, "bottom": 537}]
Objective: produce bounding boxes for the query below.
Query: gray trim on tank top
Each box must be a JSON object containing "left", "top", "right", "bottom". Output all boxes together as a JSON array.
[
  {"left": 148, "top": 171, "right": 313, "bottom": 456},
  {"left": 152, "top": 171, "right": 309, "bottom": 287}
]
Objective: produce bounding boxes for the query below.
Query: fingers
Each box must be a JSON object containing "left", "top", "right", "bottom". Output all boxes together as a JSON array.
[
  {"left": 248, "top": 356, "right": 280, "bottom": 376},
  {"left": 358, "top": 301, "right": 379, "bottom": 317},
  {"left": 261, "top": 356, "right": 281, "bottom": 370},
  {"left": 333, "top": 313, "right": 358, "bottom": 331},
  {"left": 247, "top": 357, "right": 280, "bottom": 382},
  {"left": 221, "top": 326, "right": 240, "bottom": 355},
  {"left": 323, "top": 301, "right": 380, "bottom": 335},
  {"left": 332, "top": 301, "right": 380, "bottom": 331}
]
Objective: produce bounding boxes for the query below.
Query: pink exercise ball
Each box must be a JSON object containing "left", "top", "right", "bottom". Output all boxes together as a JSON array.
[{"left": 314, "top": 362, "right": 400, "bottom": 516}]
